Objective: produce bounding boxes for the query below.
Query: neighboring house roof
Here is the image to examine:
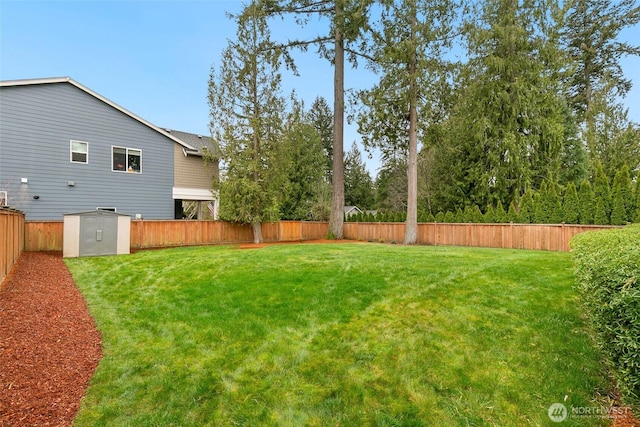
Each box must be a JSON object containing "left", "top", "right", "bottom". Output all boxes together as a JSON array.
[
  {"left": 0, "top": 76, "right": 197, "bottom": 152},
  {"left": 164, "top": 129, "right": 221, "bottom": 159},
  {"left": 344, "top": 205, "right": 363, "bottom": 215}
]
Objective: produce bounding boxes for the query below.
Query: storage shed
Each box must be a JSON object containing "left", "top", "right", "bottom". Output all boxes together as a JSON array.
[{"left": 63, "top": 210, "right": 130, "bottom": 258}]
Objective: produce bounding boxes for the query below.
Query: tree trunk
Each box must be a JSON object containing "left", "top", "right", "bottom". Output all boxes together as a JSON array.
[
  {"left": 328, "top": 0, "right": 345, "bottom": 239},
  {"left": 404, "top": 6, "right": 418, "bottom": 245},
  {"left": 252, "top": 221, "right": 263, "bottom": 244}
]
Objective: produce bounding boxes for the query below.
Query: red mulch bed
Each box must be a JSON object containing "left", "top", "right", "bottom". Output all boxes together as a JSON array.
[{"left": 0, "top": 252, "right": 102, "bottom": 426}]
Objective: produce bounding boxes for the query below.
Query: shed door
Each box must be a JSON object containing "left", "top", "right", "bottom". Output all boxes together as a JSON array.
[{"left": 79, "top": 214, "right": 118, "bottom": 256}]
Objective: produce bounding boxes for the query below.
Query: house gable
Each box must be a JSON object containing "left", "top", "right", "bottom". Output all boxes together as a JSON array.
[{"left": 0, "top": 78, "right": 182, "bottom": 220}]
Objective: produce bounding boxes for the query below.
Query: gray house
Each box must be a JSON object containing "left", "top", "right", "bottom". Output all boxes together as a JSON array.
[{"left": 0, "top": 77, "right": 218, "bottom": 220}]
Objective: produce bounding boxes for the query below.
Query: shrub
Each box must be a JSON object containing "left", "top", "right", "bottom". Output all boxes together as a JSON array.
[
  {"left": 443, "top": 210, "right": 455, "bottom": 223},
  {"left": 578, "top": 180, "right": 595, "bottom": 225},
  {"left": 611, "top": 164, "right": 633, "bottom": 225},
  {"left": 593, "top": 161, "right": 612, "bottom": 223},
  {"left": 484, "top": 204, "right": 496, "bottom": 223},
  {"left": 571, "top": 225, "right": 640, "bottom": 408},
  {"left": 494, "top": 200, "right": 508, "bottom": 223},
  {"left": 563, "top": 182, "right": 580, "bottom": 224}
]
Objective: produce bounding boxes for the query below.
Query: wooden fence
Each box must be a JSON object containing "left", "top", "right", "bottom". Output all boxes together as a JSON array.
[
  {"left": 22, "top": 219, "right": 617, "bottom": 253},
  {"left": 24, "top": 220, "right": 330, "bottom": 251},
  {"left": 1, "top": 208, "right": 25, "bottom": 286},
  {"left": 343, "top": 222, "right": 619, "bottom": 251}
]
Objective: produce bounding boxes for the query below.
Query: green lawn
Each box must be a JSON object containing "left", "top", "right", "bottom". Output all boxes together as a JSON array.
[{"left": 67, "top": 243, "right": 609, "bottom": 426}]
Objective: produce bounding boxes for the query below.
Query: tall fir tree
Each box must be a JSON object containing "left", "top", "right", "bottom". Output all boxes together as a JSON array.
[
  {"left": 279, "top": 100, "right": 326, "bottom": 220},
  {"left": 560, "top": 0, "right": 640, "bottom": 154},
  {"left": 264, "top": 0, "right": 373, "bottom": 239},
  {"left": 208, "top": 2, "right": 286, "bottom": 243},
  {"left": 357, "top": 0, "right": 458, "bottom": 243},
  {"left": 439, "top": 0, "right": 566, "bottom": 210}
]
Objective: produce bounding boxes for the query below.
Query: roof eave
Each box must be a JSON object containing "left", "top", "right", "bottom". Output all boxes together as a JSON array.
[{"left": 0, "top": 77, "right": 197, "bottom": 151}]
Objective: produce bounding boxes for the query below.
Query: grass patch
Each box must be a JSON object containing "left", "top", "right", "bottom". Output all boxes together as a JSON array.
[{"left": 67, "top": 243, "right": 609, "bottom": 426}]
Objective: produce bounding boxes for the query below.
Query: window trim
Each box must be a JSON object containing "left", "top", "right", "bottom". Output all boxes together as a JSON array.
[
  {"left": 70, "top": 140, "right": 89, "bottom": 164},
  {"left": 111, "top": 145, "right": 142, "bottom": 174}
]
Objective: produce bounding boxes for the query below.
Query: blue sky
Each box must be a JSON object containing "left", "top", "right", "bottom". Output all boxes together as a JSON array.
[{"left": 1, "top": 0, "right": 639, "bottom": 177}]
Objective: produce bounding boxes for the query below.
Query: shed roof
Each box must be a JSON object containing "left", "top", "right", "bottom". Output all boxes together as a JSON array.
[{"left": 64, "top": 210, "right": 131, "bottom": 217}]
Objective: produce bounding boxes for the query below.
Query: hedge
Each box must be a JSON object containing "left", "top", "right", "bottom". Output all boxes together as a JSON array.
[{"left": 570, "top": 225, "right": 640, "bottom": 408}]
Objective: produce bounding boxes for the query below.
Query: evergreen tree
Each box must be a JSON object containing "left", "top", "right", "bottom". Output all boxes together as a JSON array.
[
  {"left": 484, "top": 205, "right": 496, "bottom": 224},
  {"left": 375, "top": 157, "right": 408, "bottom": 212},
  {"left": 308, "top": 97, "right": 334, "bottom": 182},
  {"left": 462, "top": 205, "right": 474, "bottom": 223},
  {"left": 547, "top": 183, "right": 563, "bottom": 223},
  {"left": 590, "top": 86, "right": 640, "bottom": 179},
  {"left": 578, "top": 180, "right": 595, "bottom": 224},
  {"left": 610, "top": 163, "right": 633, "bottom": 225},
  {"left": 593, "top": 161, "right": 612, "bottom": 223},
  {"left": 280, "top": 100, "right": 326, "bottom": 220},
  {"left": 264, "top": 0, "right": 373, "bottom": 239},
  {"left": 494, "top": 200, "right": 508, "bottom": 223},
  {"left": 634, "top": 179, "right": 640, "bottom": 223},
  {"left": 344, "top": 142, "right": 375, "bottom": 210},
  {"left": 559, "top": 107, "right": 590, "bottom": 186},
  {"left": 440, "top": 0, "right": 566, "bottom": 209},
  {"left": 507, "top": 201, "right": 519, "bottom": 223},
  {"left": 562, "top": 181, "right": 580, "bottom": 224},
  {"left": 357, "top": 0, "right": 458, "bottom": 244},
  {"left": 518, "top": 189, "right": 535, "bottom": 224},
  {"left": 443, "top": 211, "right": 455, "bottom": 223},
  {"left": 309, "top": 180, "right": 332, "bottom": 221},
  {"left": 560, "top": 0, "right": 640, "bottom": 154},
  {"left": 454, "top": 208, "right": 464, "bottom": 223},
  {"left": 594, "top": 198, "right": 610, "bottom": 225},
  {"left": 209, "top": 2, "right": 286, "bottom": 243},
  {"left": 533, "top": 183, "right": 546, "bottom": 224},
  {"left": 469, "top": 205, "right": 483, "bottom": 223}
]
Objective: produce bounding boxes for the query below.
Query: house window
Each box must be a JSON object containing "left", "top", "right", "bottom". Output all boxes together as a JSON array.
[
  {"left": 112, "top": 146, "right": 141, "bottom": 173},
  {"left": 70, "top": 140, "right": 88, "bottom": 163}
]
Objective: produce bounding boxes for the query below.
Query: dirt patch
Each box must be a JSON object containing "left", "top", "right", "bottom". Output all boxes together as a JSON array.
[
  {"left": 0, "top": 252, "right": 102, "bottom": 427},
  {"left": 237, "top": 238, "right": 356, "bottom": 249}
]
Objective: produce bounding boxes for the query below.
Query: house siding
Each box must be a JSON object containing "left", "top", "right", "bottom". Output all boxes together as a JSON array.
[
  {"left": 173, "top": 144, "right": 216, "bottom": 189},
  {"left": 0, "top": 82, "right": 174, "bottom": 220}
]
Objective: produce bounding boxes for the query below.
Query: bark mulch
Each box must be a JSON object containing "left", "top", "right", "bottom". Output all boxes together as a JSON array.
[{"left": 0, "top": 252, "right": 102, "bottom": 426}]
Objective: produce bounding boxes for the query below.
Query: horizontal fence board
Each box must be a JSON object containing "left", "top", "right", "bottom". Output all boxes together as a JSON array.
[{"left": 22, "top": 220, "right": 620, "bottom": 253}]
